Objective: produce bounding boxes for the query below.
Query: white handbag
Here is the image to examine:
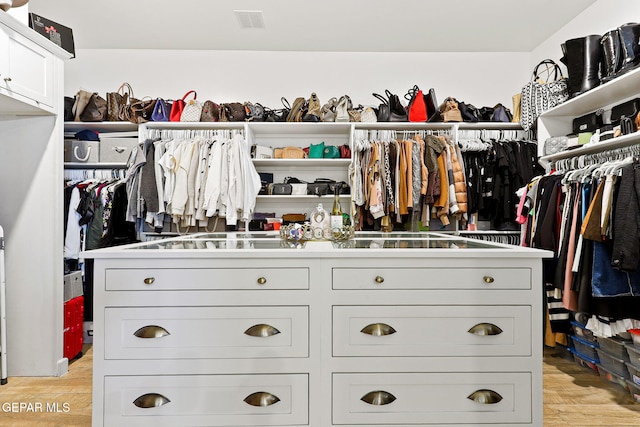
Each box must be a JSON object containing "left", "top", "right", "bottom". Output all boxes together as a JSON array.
[{"left": 180, "top": 98, "right": 204, "bottom": 122}]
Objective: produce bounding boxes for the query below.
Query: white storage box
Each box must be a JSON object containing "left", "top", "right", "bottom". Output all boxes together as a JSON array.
[
  {"left": 99, "top": 137, "right": 138, "bottom": 163},
  {"left": 64, "top": 140, "right": 99, "bottom": 163},
  {"left": 63, "top": 271, "right": 83, "bottom": 302}
]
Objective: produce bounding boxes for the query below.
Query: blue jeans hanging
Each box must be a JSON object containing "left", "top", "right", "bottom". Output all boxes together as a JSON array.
[{"left": 592, "top": 240, "right": 640, "bottom": 297}]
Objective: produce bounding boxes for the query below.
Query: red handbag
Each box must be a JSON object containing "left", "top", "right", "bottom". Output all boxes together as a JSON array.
[
  {"left": 406, "top": 85, "right": 427, "bottom": 122},
  {"left": 169, "top": 90, "right": 197, "bottom": 122},
  {"left": 339, "top": 144, "right": 351, "bottom": 159}
]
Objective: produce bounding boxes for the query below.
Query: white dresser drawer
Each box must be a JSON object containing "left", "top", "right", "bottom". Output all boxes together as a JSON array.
[
  {"left": 105, "top": 267, "right": 309, "bottom": 291},
  {"left": 105, "top": 306, "right": 308, "bottom": 359},
  {"left": 333, "top": 372, "right": 531, "bottom": 425},
  {"left": 104, "top": 373, "right": 308, "bottom": 426},
  {"left": 333, "top": 305, "right": 531, "bottom": 357},
  {"left": 332, "top": 267, "right": 530, "bottom": 290}
]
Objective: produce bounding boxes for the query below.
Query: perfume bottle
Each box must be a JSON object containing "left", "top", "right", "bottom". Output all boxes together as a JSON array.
[{"left": 310, "top": 203, "right": 330, "bottom": 239}]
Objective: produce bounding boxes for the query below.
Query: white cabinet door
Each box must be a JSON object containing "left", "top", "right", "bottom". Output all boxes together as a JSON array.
[{"left": 0, "top": 26, "right": 53, "bottom": 108}]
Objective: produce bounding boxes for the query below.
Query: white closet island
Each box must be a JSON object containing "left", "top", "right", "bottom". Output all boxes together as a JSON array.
[{"left": 83, "top": 231, "right": 550, "bottom": 427}]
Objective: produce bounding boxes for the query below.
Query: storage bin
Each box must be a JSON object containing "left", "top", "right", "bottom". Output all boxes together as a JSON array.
[
  {"left": 626, "top": 362, "right": 640, "bottom": 386},
  {"left": 64, "top": 139, "right": 99, "bottom": 163},
  {"left": 569, "top": 335, "right": 599, "bottom": 361},
  {"left": 597, "top": 336, "right": 630, "bottom": 361},
  {"left": 596, "top": 347, "right": 630, "bottom": 379},
  {"left": 598, "top": 364, "right": 630, "bottom": 392},
  {"left": 570, "top": 320, "right": 597, "bottom": 343},
  {"left": 629, "top": 329, "right": 640, "bottom": 348},
  {"left": 99, "top": 137, "right": 138, "bottom": 163},
  {"left": 569, "top": 347, "right": 599, "bottom": 375},
  {"left": 626, "top": 343, "right": 640, "bottom": 369},
  {"left": 626, "top": 380, "right": 640, "bottom": 403}
]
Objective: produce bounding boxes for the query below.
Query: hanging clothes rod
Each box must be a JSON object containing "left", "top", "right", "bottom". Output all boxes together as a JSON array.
[{"left": 552, "top": 143, "right": 640, "bottom": 172}]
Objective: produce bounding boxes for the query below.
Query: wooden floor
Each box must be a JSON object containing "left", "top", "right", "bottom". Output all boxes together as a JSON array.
[{"left": 0, "top": 346, "right": 638, "bottom": 426}]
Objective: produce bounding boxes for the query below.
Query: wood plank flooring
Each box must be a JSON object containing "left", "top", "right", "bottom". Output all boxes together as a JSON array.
[{"left": 0, "top": 346, "right": 638, "bottom": 426}]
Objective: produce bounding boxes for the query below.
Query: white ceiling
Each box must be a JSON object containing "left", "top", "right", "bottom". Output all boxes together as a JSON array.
[{"left": 26, "top": 0, "right": 596, "bottom": 52}]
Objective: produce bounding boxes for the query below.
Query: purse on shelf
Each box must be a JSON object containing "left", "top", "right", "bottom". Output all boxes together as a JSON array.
[
  {"left": 151, "top": 98, "right": 170, "bottom": 122},
  {"left": 573, "top": 109, "right": 604, "bottom": 134},
  {"left": 220, "top": 102, "right": 246, "bottom": 122},
  {"left": 519, "top": 59, "right": 569, "bottom": 132},
  {"left": 372, "top": 92, "right": 390, "bottom": 122},
  {"left": 405, "top": 85, "right": 427, "bottom": 122},
  {"left": 251, "top": 144, "right": 274, "bottom": 159},
  {"left": 181, "top": 94, "right": 203, "bottom": 122},
  {"left": 611, "top": 98, "right": 640, "bottom": 124},
  {"left": 323, "top": 145, "right": 340, "bottom": 159},
  {"left": 71, "top": 89, "right": 93, "bottom": 121},
  {"left": 491, "top": 103, "right": 513, "bottom": 122},
  {"left": 359, "top": 106, "right": 377, "bottom": 123},
  {"left": 458, "top": 101, "right": 479, "bottom": 122},
  {"left": 244, "top": 102, "right": 265, "bottom": 121},
  {"left": 308, "top": 142, "right": 325, "bottom": 159},
  {"left": 268, "top": 183, "right": 293, "bottom": 195},
  {"left": 286, "top": 97, "right": 308, "bottom": 122},
  {"left": 440, "top": 97, "right": 462, "bottom": 122},
  {"left": 386, "top": 89, "right": 408, "bottom": 122},
  {"left": 79, "top": 92, "right": 107, "bottom": 122},
  {"left": 200, "top": 100, "right": 220, "bottom": 122},
  {"left": 64, "top": 96, "right": 75, "bottom": 121},
  {"left": 170, "top": 90, "right": 196, "bottom": 122},
  {"left": 128, "top": 97, "right": 156, "bottom": 124},
  {"left": 339, "top": 144, "right": 351, "bottom": 159},
  {"left": 106, "top": 82, "right": 133, "bottom": 121},
  {"left": 274, "top": 146, "right": 307, "bottom": 159}
]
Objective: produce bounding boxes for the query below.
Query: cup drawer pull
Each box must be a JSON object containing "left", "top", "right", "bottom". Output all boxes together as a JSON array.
[
  {"left": 467, "top": 323, "right": 503, "bottom": 336},
  {"left": 467, "top": 389, "right": 503, "bottom": 404},
  {"left": 361, "top": 390, "right": 396, "bottom": 406},
  {"left": 133, "top": 393, "right": 171, "bottom": 408},
  {"left": 244, "top": 324, "right": 281, "bottom": 337},
  {"left": 143, "top": 277, "right": 155, "bottom": 285},
  {"left": 360, "top": 323, "right": 396, "bottom": 336},
  {"left": 256, "top": 277, "right": 267, "bottom": 285},
  {"left": 133, "top": 325, "right": 171, "bottom": 339},
  {"left": 374, "top": 275, "right": 384, "bottom": 284},
  {"left": 244, "top": 391, "right": 280, "bottom": 407}
]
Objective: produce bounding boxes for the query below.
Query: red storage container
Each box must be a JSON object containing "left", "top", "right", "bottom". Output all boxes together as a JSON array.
[{"left": 63, "top": 296, "right": 84, "bottom": 360}]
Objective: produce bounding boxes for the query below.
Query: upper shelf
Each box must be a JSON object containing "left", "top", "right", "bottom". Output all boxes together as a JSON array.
[
  {"left": 539, "top": 67, "right": 640, "bottom": 118},
  {"left": 539, "top": 131, "right": 640, "bottom": 164}
]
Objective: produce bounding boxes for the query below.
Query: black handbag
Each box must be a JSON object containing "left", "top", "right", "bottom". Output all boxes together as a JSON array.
[
  {"left": 372, "top": 92, "right": 390, "bottom": 122},
  {"left": 307, "top": 178, "right": 333, "bottom": 196},
  {"left": 386, "top": 89, "right": 408, "bottom": 122},
  {"left": 573, "top": 109, "right": 603, "bottom": 134},
  {"left": 458, "top": 101, "right": 479, "bottom": 122},
  {"left": 268, "top": 183, "right": 292, "bottom": 195},
  {"left": 611, "top": 98, "right": 640, "bottom": 124},
  {"left": 491, "top": 104, "right": 513, "bottom": 122}
]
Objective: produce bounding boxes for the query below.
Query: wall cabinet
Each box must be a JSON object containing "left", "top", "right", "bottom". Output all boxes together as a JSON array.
[
  {"left": 0, "top": 12, "right": 71, "bottom": 376},
  {"left": 0, "top": 22, "right": 54, "bottom": 111}
]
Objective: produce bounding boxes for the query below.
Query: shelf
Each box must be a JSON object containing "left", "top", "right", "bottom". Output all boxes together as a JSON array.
[
  {"left": 540, "top": 67, "right": 640, "bottom": 118},
  {"left": 64, "top": 121, "right": 139, "bottom": 133},
  {"left": 249, "top": 122, "right": 352, "bottom": 135},
  {"left": 256, "top": 194, "right": 351, "bottom": 200},
  {"left": 539, "top": 131, "right": 640, "bottom": 165},
  {"left": 64, "top": 162, "right": 127, "bottom": 169},
  {"left": 253, "top": 158, "right": 351, "bottom": 167},
  {"left": 142, "top": 121, "right": 245, "bottom": 130}
]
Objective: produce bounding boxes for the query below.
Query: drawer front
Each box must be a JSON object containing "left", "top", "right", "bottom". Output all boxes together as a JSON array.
[
  {"left": 333, "top": 372, "right": 531, "bottom": 425},
  {"left": 105, "top": 374, "right": 308, "bottom": 426},
  {"left": 105, "top": 306, "right": 308, "bottom": 359},
  {"left": 105, "top": 267, "right": 309, "bottom": 291},
  {"left": 333, "top": 267, "right": 530, "bottom": 290},
  {"left": 333, "top": 305, "right": 531, "bottom": 357}
]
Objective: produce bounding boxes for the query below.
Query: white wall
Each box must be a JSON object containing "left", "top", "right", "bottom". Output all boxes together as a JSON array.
[
  {"left": 65, "top": 50, "right": 531, "bottom": 112},
  {"left": 530, "top": 0, "right": 640, "bottom": 71}
]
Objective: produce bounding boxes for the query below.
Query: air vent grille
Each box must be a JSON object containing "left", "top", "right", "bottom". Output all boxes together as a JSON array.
[{"left": 234, "top": 10, "right": 265, "bottom": 29}]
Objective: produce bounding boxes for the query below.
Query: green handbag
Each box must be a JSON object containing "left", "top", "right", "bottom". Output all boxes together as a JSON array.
[
  {"left": 323, "top": 145, "right": 340, "bottom": 158},
  {"left": 309, "top": 141, "right": 325, "bottom": 158}
]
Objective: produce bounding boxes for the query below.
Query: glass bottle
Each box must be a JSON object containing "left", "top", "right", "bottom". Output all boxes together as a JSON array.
[{"left": 331, "top": 184, "right": 343, "bottom": 230}]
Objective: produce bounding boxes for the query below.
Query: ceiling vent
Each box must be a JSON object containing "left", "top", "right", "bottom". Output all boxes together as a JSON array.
[{"left": 234, "top": 10, "right": 265, "bottom": 29}]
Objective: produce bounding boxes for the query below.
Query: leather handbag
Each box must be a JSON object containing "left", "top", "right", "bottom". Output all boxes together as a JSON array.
[
  {"left": 220, "top": 102, "right": 246, "bottom": 122},
  {"left": 128, "top": 97, "right": 156, "bottom": 124},
  {"left": 405, "top": 85, "right": 427, "bottom": 122},
  {"left": 286, "top": 97, "right": 308, "bottom": 122},
  {"left": 170, "top": 90, "right": 196, "bottom": 122},
  {"left": 339, "top": 144, "right": 351, "bottom": 159},
  {"left": 308, "top": 142, "right": 325, "bottom": 159},
  {"left": 307, "top": 179, "right": 333, "bottom": 196},
  {"left": 323, "top": 145, "right": 340, "bottom": 159},
  {"left": 572, "top": 109, "right": 604, "bottom": 134},
  {"left": 64, "top": 96, "right": 75, "bottom": 121},
  {"left": 106, "top": 82, "right": 133, "bottom": 121},
  {"left": 440, "top": 97, "right": 462, "bottom": 122},
  {"left": 372, "top": 92, "right": 390, "bottom": 122},
  {"left": 359, "top": 106, "right": 377, "bottom": 122},
  {"left": 79, "top": 92, "right": 107, "bottom": 122},
  {"left": 244, "top": 102, "right": 265, "bottom": 121},
  {"left": 268, "top": 183, "right": 293, "bottom": 195},
  {"left": 425, "top": 88, "right": 439, "bottom": 122},
  {"left": 151, "top": 98, "right": 170, "bottom": 122},
  {"left": 458, "top": 101, "right": 479, "bottom": 122},
  {"left": 611, "top": 98, "right": 640, "bottom": 124},
  {"left": 491, "top": 104, "right": 513, "bottom": 122},
  {"left": 386, "top": 89, "right": 408, "bottom": 122},
  {"left": 200, "top": 100, "right": 220, "bottom": 122}
]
